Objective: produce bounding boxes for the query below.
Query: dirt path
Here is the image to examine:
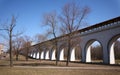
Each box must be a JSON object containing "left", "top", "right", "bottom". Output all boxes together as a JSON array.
[{"left": 15, "top": 65, "right": 120, "bottom": 70}]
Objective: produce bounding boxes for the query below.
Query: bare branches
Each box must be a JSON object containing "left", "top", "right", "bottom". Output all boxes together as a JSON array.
[
  {"left": 12, "top": 36, "right": 24, "bottom": 60},
  {"left": 3, "top": 16, "right": 16, "bottom": 35},
  {"left": 22, "top": 35, "right": 32, "bottom": 48},
  {"left": 59, "top": 2, "right": 90, "bottom": 34},
  {"left": 34, "top": 34, "right": 47, "bottom": 43},
  {"left": 22, "top": 35, "right": 32, "bottom": 61},
  {"left": 58, "top": 2, "right": 90, "bottom": 66},
  {"left": 43, "top": 11, "right": 58, "bottom": 36},
  {"left": 42, "top": 11, "right": 59, "bottom": 65},
  {"left": 0, "top": 15, "right": 22, "bottom": 67},
  {"left": 43, "top": 11, "right": 58, "bottom": 46}
]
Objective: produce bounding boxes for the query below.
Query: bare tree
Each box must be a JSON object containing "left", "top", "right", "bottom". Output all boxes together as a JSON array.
[
  {"left": 22, "top": 35, "right": 32, "bottom": 61},
  {"left": 34, "top": 34, "right": 47, "bottom": 60},
  {"left": 34, "top": 34, "right": 47, "bottom": 43},
  {"left": 12, "top": 36, "right": 24, "bottom": 61},
  {"left": 59, "top": 2, "right": 90, "bottom": 66},
  {"left": 43, "top": 11, "right": 59, "bottom": 65},
  {"left": 0, "top": 15, "right": 18, "bottom": 67},
  {"left": 91, "top": 45, "right": 102, "bottom": 60}
]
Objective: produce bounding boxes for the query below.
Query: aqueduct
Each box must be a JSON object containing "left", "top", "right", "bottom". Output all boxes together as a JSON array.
[{"left": 25, "top": 17, "right": 120, "bottom": 64}]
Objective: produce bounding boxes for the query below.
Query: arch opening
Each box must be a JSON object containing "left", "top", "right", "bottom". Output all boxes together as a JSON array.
[
  {"left": 51, "top": 49, "right": 56, "bottom": 60},
  {"left": 45, "top": 50, "right": 50, "bottom": 59},
  {"left": 86, "top": 40, "right": 103, "bottom": 63},
  {"left": 36, "top": 52, "right": 39, "bottom": 59},
  {"left": 33, "top": 52, "right": 36, "bottom": 58},
  {"left": 59, "top": 48, "right": 64, "bottom": 60},
  {"left": 30, "top": 53, "right": 33, "bottom": 57},
  {"left": 70, "top": 45, "right": 81, "bottom": 62},
  {"left": 109, "top": 36, "right": 120, "bottom": 64},
  {"left": 41, "top": 51, "right": 44, "bottom": 59},
  {"left": 70, "top": 48, "right": 75, "bottom": 61}
]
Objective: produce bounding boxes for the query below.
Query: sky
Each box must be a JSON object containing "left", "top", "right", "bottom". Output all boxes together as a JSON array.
[{"left": 0, "top": 0, "right": 120, "bottom": 43}]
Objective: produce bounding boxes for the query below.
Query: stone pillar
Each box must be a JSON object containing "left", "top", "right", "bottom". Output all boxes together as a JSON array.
[
  {"left": 102, "top": 42, "right": 109, "bottom": 64},
  {"left": 81, "top": 44, "right": 86, "bottom": 63}
]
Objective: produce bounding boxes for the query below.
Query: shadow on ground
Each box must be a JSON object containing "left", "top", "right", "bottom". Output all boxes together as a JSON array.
[{"left": 14, "top": 62, "right": 56, "bottom": 66}]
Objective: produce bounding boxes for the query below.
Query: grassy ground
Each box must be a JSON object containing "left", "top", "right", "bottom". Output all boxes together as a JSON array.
[
  {"left": 0, "top": 55, "right": 120, "bottom": 75},
  {"left": 116, "top": 60, "right": 120, "bottom": 64},
  {"left": 0, "top": 67, "right": 120, "bottom": 75}
]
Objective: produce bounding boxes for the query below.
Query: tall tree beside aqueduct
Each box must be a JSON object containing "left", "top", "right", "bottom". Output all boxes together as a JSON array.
[
  {"left": 59, "top": 2, "right": 90, "bottom": 66},
  {"left": 42, "top": 2, "right": 90, "bottom": 66},
  {"left": 43, "top": 11, "right": 59, "bottom": 65}
]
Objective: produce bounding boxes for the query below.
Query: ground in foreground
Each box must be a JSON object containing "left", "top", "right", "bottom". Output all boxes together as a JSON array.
[{"left": 0, "top": 55, "right": 120, "bottom": 75}]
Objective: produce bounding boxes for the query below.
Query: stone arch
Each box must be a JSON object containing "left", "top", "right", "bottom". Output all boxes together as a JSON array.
[
  {"left": 70, "top": 44, "right": 81, "bottom": 61},
  {"left": 59, "top": 43, "right": 67, "bottom": 61},
  {"left": 85, "top": 39, "right": 103, "bottom": 63},
  {"left": 30, "top": 51, "right": 34, "bottom": 57},
  {"left": 45, "top": 50, "right": 50, "bottom": 59},
  {"left": 59, "top": 47, "right": 65, "bottom": 61},
  {"left": 33, "top": 52, "right": 36, "bottom": 58},
  {"left": 70, "top": 47, "right": 75, "bottom": 61},
  {"left": 108, "top": 34, "right": 120, "bottom": 64},
  {"left": 51, "top": 46, "right": 56, "bottom": 60},
  {"left": 35, "top": 46, "right": 41, "bottom": 59},
  {"left": 36, "top": 52, "right": 39, "bottom": 59},
  {"left": 41, "top": 50, "right": 45, "bottom": 59},
  {"left": 30, "top": 53, "right": 33, "bottom": 57}
]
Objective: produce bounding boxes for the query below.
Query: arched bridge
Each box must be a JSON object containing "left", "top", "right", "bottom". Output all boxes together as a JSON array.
[{"left": 24, "top": 17, "right": 120, "bottom": 64}]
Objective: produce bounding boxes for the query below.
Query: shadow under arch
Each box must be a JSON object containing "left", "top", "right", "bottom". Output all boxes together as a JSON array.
[
  {"left": 85, "top": 39, "right": 103, "bottom": 63},
  {"left": 108, "top": 34, "right": 120, "bottom": 64}
]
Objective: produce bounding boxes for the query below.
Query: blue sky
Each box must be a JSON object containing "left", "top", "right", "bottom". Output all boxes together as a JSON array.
[{"left": 0, "top": 0, "right": 120, "bottom": 42}]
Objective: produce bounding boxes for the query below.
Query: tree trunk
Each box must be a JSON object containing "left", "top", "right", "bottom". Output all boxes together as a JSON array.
[
  {"left": 26, "top": 55, "right": 28, "bottom": 61},
  {"left": 10, "top": 31, "right": 13, "bottom": 67},
  {"left": 26, "top": 47, "right": 29, "bottom": 61},
  {"left": 53, "top": 32, "right": 58, "bottom": 65},
  {"left": 16, "top": 54, "right": 18, "bottom": 61},
  {"left": 66, "top": 35, "right": 71, "bottom": 66},
  {"left": 39, "top": 50, "right": 41, "bottom": 61},
  {"left": 16, "top": 50, "right": 19, "bottom": 61},
  {"left": 55, "top": 40, "right": 58, "bottom": 65}
]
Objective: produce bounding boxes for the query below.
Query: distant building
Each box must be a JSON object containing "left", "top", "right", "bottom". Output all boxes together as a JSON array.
[{"left": 0, "top": 44, "right": 4, "bottom": 54}]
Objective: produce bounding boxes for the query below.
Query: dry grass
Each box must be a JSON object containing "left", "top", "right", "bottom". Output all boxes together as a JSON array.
[
  {"left": 0, "top": 67, "right": 120, "bottom": 75},
  {"left": 0, "top": 55, "right": 120, "bottom": 75},
  {"left": 116, "top": 60, "right": 120, "bottom": 64}
]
